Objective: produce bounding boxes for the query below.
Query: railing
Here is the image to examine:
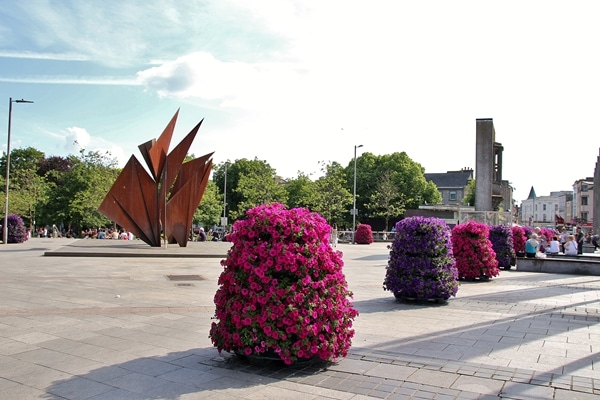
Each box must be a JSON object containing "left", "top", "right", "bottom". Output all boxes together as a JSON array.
[
  {"left": 338, "top": 231, "right": 393, "bottom": 243},
  {"left": 457, "top": 211, "right": 513, "bottom": 225}
]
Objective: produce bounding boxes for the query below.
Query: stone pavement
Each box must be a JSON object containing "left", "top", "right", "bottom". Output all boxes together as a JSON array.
[{"left": 0, "top": 238, "right": 598, "bottom": 399}]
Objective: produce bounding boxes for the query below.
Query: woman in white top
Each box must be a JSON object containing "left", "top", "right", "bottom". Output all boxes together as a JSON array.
[
  {"left": 564, "top": 235, "right": 578, "bottom": 255},
  {"left": 546, "top": 236, "right": 560, "bottom": 255}
]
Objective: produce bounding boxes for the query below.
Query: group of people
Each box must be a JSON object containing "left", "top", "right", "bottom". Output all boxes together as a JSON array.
[
  {"left": 195, "top": 227, "right": 229, "bottom": 242},
  {"left": 525, "top": 226, "right": 587, "bottom": 258},
  {"left": 82, "top": 228, "right": 134, "bottom": 240}
]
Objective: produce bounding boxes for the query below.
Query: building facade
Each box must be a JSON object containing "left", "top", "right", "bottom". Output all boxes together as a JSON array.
[
  {"left": 520, "top": 192, "right": 561, "bottom": 227},
  {"left": 573, "top": 177, "right": 594, "bottom": 230},
  {"left": 424, "top": 168, "right": 473, "bottom": 205}
]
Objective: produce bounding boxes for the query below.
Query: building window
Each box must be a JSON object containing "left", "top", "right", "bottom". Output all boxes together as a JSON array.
[
  {"left": 582, "top": 196, "right": 588, "bottom": 206},
  {"left": 543, "top": 204, "right": 546, "bottom": 211},
  {"left": 449, "top": 191, "right": 457, "bottom": 201},
  {"left": 543, "top": 214, "right": 547, "bottom": 222},
  {"left": 581, "top": 212, "right": 588, "bottom": 222}
]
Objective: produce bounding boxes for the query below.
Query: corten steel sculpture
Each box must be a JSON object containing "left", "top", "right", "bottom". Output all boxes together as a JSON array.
[{"left": 98, "top": 110, "right": 213, "bottom": 247}]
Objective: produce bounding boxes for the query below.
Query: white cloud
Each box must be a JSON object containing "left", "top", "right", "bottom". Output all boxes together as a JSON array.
[
  {"left": 51, "top": 127, "right": 125, "bottom": 166},
  {"left": 64, "top": 127, "right": 91, "bottom": 152}
]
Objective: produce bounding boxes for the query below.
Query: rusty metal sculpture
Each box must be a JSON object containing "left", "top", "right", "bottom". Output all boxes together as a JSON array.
[{"left": 98, "top": 110, "right": 213, "bottom": 247}]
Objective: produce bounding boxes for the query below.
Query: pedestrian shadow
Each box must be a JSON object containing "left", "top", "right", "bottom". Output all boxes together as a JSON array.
[{"left": 42, "top": 347, "right": 328, "bottom": 399}]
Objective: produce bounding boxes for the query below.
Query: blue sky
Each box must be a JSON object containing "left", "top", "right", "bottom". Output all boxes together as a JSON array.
[{"left": 1, "top": 1, "right": 599, "bottom": 204}]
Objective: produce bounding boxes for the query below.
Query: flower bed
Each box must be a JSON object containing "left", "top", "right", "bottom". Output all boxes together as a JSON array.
[
  {"left": 209, "top": 203, "right": 358, "bottom": 365},
  {"left": 383, "top": 216, "right": 458, "bottom": 300}
]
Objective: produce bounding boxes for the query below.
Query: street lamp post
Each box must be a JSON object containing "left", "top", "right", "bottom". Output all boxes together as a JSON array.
[
  {"left": 3, "top": 98, "right": 34, "bottom": 245},
  {"left": 352, "top": 144, "right": 363, "bottom": 244}
]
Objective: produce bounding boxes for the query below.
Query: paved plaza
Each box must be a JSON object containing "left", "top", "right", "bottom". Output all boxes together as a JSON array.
[{"left": 0, "top": 238, "right": 598, "bottom": 399}]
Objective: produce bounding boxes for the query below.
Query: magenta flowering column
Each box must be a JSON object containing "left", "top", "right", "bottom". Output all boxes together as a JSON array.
[
  {"left": 209, "top": 203, "right": 359, "bottom": 365},
  {"left": 511, "top": 225, "right": 526, "bottom": 256},
  {"left": 355, "top": 224, "right": 373, "bottom": 244},
  {"left": 451, "top": 221, "right": 499, "bottom": 280}
]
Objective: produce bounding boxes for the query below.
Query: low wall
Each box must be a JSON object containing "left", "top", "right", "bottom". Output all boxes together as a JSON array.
[{"left": 517, "top": 255, "right": 600, "bottom": 276}]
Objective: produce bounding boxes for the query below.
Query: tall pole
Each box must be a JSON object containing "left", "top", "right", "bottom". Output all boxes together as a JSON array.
[
  {"left": 223, "top": 163, "right": 227, "bottom": 220},
  {"left": 3, "top": 98, "right": 33, "bottom": 245},
  {"left": 352, "top": 144, "right": 363, "bottom": 244}
]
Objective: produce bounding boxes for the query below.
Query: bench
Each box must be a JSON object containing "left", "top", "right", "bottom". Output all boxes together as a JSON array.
[{"left": 516, "top": 254, "right": 600, "bottom": 276}]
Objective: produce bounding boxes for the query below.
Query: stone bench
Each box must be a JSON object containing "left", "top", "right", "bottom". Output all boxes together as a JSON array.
[{"left": 516, "top": 255, "right": 600, "bottom": 276}]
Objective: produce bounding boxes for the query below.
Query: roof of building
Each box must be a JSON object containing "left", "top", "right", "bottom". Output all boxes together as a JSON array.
[{"left": 424, "top": 170, "right": 473, "bottom": 189}]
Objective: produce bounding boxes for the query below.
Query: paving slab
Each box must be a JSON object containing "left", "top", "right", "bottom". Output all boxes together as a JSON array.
[{"left": 1, "top": 238, "right": 599, "bottom": 399}]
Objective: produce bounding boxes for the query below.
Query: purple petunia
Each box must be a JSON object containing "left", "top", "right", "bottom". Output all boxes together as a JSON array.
[{"left": 383, "top": 216, "right": 458, "bottom": 300}]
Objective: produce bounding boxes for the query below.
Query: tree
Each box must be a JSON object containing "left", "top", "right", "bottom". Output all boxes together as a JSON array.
[
  {"left": 40, "top": 150, "right": 119, "bottom": 231},
  {"left": 285, "top": 172, "right": 318, "bottom": 210},
  {"left": 0, "top": 147, "right": 49, "bottom": 229},
  {"left": 213, "top": 158, "right": 287, "bottom": 221},
  {"left": 37, "top": 156, "right": 73, "bottom": 185},
  {"left": 193, "top": 180, "right": 223, "bottom": 229},
  {"left": 233, "top": 169, "right": 288, "bottom": 219},
  {"left": 366, "top": 170, "right": 406, "bottom": 231},
  {"left": 463, "top": 178, "right": 476, "bottom": 206},
  {"left": 312, "top": 161, "right": 352, "bottom": 225},
  {"left": 347, "top": 152, "right": 441, "bottom": 229},
  {"left": 7, "top": 167, "right": 49, "bottom": 230},
  {"left": 0, "top": 147, "right": 45, "bottom": 179}
]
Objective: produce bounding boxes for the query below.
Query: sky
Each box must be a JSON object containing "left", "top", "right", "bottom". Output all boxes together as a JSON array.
[{"left": 1, "top": 1, "right": 599, "bottom": 205}]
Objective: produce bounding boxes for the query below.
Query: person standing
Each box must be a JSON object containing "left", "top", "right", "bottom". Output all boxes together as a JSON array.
[
  {"left": 559, "top": 227, "right": 569, "bottom": 253},
  {"left": 330, "top": 224, "right": 339, "bottom": 247},
  {"left": 575, "top": 227, "right": 584, "bottom": 255}
]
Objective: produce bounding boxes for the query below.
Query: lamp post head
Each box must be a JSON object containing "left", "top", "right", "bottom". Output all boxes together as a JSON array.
[{"left": 13, "top": 99, "right": 34, "bottom": 104}]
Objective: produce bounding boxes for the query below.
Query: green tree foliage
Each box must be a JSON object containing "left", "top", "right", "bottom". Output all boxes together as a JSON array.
[
  {"left": 0, "top": 147, "right": 50, "bottom": 229},
  {"left": 366, "top": 170, "right": 406, "bottom": 231},
  {"left": 312, "top": 161, "right": 352, "bottom": 225},
  {"left": 233, "top": 170, "right": 288, "bottom": 220},
  {"left": 193, "top": 180, "right": 223, "bottom": 229},
  {"left": 8, "top": 168, "right": 49, "bottom": 230},
  {"left": 1, "top": 144, "right": 450, "bottom": 236},
  {"left": 285, "top": 172, "right": 318, "bottom": 210},
  {"left": 0, "top": 146, "right": 45, "bottom": 178},
  {"left": 213, "top": 158, "right": 287, "bottom": 221},
  {"left": 40, "top": 150, "right": 118, "bottom": 230},
  {"left": 346, "top": 152, "right": 441, "bottom": 226},
  {"left": 462, "top": 178, "right": 476, "bottom": 206}
]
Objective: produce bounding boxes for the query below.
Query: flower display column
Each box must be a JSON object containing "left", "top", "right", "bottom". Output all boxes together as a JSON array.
[
  {"left": 383, "top": 217, "right": 458, "bottom": 301},
  {"left": 511, "top": 225, "right": 526, "bottom": 257},
  {"left": 489, "top": 225, "right": 516, "bottom": 270},
  {"left": 4, "top": 214, "right": 28, "bottom": 243},
  {"left": 451, "top": 221, "right": 499, "bottom": 280},
  {"left": 209, "top": 203, "right": 359, "bottom": 365},
  {"left": 355, "top": 224, "right": 373, "bottom": 244}
]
